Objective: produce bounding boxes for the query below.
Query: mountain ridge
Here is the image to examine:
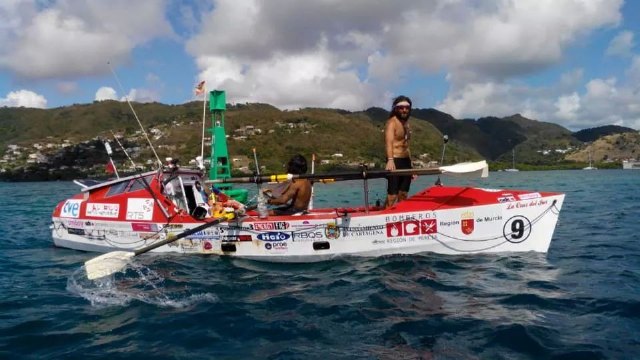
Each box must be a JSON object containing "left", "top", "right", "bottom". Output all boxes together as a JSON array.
[{"left": 0, "top": 101, "right": 638, "bottom": 180}]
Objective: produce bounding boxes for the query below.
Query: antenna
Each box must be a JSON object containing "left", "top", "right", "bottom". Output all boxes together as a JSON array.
[
  {"left": 110, "top": 130, "right": 137, "bottom": 169},
  {"left": 435, "top": 134, "right": 448, "bottom": 186},
  {"left": 107, "top": 62, "right": 162, "bottom": 167},
  {"left": 440, "top": 134, "right": 449, "bottom": 165}
]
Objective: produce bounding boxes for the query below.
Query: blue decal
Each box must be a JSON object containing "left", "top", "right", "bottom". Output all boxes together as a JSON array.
[{"left": 257, "top": 232, "right": 290, "bottom": 242}]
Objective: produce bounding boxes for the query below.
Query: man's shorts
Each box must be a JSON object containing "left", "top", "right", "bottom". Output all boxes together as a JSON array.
[{"left": 387, "top": 157, "right": 412, "bottom": 195}]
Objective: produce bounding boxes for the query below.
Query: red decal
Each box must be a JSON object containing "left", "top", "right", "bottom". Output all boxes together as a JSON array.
[
  {"left": 403, "top": 220, "right": 420, "bottom": 236},
  {"left": 238, "top": 235, "right": 252, "bottom": 242},
  {"left": 386, "top": 222, "right": 403, "bottom": 237},
  {"left": 420, "top": 219, "right": 437, "bottom": 234},
  {"left": 132, "top": 223, "right": 154, "bottom": 232},
  {"left": 461, "top": 219, "right": 474, "bottom": 235}
]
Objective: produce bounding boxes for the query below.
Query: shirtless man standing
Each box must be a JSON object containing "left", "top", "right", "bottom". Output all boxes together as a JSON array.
[{"left": 384, "top": 95, "right": 414, "bottom": 208}]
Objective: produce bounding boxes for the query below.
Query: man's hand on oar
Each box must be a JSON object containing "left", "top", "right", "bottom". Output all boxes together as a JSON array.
[{"left": 84, "top": 215, "right": 229, "bottom": 280}]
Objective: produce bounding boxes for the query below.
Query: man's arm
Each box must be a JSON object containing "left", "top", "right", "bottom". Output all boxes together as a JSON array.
[
  {"left": 384, "top": 119, "right": 396, "bottom": 171},
  {"left": 267, "top": 182, "right": 296, "bottom": 205}
]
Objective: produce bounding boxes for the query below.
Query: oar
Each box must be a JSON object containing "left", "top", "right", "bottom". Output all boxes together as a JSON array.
[
  {"left": 205, "top": 160, "right": 488, "bottom": 184},
  {"left": 84, "top": 216, "right": 228, "bottom": 280}
]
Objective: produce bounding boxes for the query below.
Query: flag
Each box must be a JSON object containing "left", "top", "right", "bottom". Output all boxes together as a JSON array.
[
  {"left": 105, "top": 161, "right": 115, "bottom": 174},
  {"left": 195, "top": 80, "right": 205, "bottom": 95}
]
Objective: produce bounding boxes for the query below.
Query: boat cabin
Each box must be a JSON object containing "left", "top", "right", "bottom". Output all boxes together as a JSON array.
[{"left": 75, "top": 168, "right": 211, "bottom": 221}]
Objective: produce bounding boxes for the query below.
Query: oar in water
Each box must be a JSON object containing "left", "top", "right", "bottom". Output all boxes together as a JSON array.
[
  {"left": 205, "top": 160, "right": 488, "bottom": 184},
  {"left": 84, "top": 215, "right": 228, "bottom": 280}
]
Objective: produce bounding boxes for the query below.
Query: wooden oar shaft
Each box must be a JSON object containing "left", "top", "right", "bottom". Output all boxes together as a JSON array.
[
  {"left": 133, "top": 217, "right": 226, "bottom": 256},
  {"left": 206, "top": 167, "right": 443, "bottom": 184}
]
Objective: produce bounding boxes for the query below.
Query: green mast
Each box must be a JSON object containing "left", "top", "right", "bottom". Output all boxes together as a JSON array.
[{"left": 208, "top": 90, "right": 248, "bottom": 203}]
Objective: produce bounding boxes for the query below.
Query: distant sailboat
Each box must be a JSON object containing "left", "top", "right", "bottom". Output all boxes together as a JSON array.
[
  {"left": 505, "top": 148, "right": 519, "bottom": 172},
  {"left": 583, "top": 150, "right": 597, "bottom": 170}
]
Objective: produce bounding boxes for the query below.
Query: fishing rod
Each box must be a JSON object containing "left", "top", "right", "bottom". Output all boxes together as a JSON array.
[
  {"left": 104, "top": 141, "right": 119, "bottom": 178},
  {"left": 252, "top": 148, "right": 268, "bottom": 218},
  {"left": 309, "top": 153, "right": 315, "bottom": 210},
  {"left": 205, "top": 160, "right": 488, "bottom": 185},
  {"left": 107, "top": 61, "right": 163, "bottom": 167}
]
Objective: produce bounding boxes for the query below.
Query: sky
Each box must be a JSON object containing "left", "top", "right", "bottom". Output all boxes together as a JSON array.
[{"left": 1, "top": 0, "right": 639, "bottom": 131}]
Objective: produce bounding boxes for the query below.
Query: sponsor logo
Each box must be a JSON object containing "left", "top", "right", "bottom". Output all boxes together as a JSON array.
[
  {"left": 126, "top": 198, "right": 154, "bottom": 221},
  {"left": 257, "top": 232, "right": 291, "bottom": 241},
  {"left": 265, "top": 242, "right": 288, "bottom": 250},
  {"left": 498, "top": 196, "right": 516, "bottom": 203},
  {"left": 61, "top": 200, "right": 82, "bottom": 218},
  {"left": 518, "top": 192, "right": 541, "bottom": 200},
  {"left": 86, "top": 203, "right": 120, "bottom": 218},
  {"left": 385, "top": 212, "right": 435, "bottom": 223},
  {"left": 131, "top": 223, "right": 159, "bottom": 232},
  {"left": 461, "top": 211, "right": 474, "bottom": 235},
  {"left": 386, "top": 219, "right": 437, "bottom": 237},
  {"left": 325, "top": 223, "right": 340, "bottom": 239},
  {"left": 66, "top": 219, "right": 84, "bottom": 228},
  {"left": 221, "top": 235, "right": 252, "bottom": 242},
  {"left": 251, "top": 222, "right": 290, "bottom": 230},
  {"left": 506, "top": 198, "right": 549, "bottom": 210},
  {"left": 203, "top": 241, "right": 213, "bottom": 250},
  {"left": 479, "top": 215, "right": 502, "bottom": 223},
  {"left": 67, "top": 228, "right": 85, "bottom": 235},
  {"left": 342, "top": 225, "right": 385, "bottom": 237},
  {"left": 188, "top": 229, "right": 221, "bottom": 238},
  {"left": 293, "top": 231, "right": 323, "bottom": 241}
]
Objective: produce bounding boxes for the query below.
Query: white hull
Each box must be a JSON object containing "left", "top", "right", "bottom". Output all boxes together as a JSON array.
[{"left": 52, "top": 192, "right": 565, "bottom": 262}]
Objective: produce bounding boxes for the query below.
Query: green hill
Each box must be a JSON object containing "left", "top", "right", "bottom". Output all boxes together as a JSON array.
[{"left": 1, "top": 100, "right": 638, "bottom": 180}]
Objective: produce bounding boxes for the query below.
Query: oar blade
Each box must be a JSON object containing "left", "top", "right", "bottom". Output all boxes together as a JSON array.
[
  {"left": 84, "top": 251, "right": 135, "bottom": 280},
  {"left": 440, "top": 160, "right": 488, "bottom": 178}
]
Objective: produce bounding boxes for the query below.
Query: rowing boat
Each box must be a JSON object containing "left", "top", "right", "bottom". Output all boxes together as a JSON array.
[{"left": 52, "top": 160, "right": 564, "bottom": 277}]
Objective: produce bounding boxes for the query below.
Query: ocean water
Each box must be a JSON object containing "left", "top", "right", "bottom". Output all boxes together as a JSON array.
[{"left": 1, "top": 170, "right": 639, "bottom": 359}]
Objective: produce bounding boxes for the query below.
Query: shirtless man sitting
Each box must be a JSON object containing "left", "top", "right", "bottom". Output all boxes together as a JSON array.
[{"left": 262, "top": 154, "right": 312, "bottom": 216}]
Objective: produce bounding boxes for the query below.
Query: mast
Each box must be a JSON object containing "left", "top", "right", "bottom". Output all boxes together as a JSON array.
[
  {"left": 208, "top": 90, "right": 231, "bottom": 182},
  {"left": 207, "top": 90, "right": 249, "bottom": 203}
]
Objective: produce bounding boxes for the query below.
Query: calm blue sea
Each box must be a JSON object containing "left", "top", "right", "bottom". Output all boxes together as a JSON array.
[{"left": 1, "top": 170, "right": 639, "bottom": 359}]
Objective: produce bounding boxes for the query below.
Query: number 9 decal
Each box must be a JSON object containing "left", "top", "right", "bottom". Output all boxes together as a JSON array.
[{"left": 503, "top": 215, "right": 531, "bottom": 243}]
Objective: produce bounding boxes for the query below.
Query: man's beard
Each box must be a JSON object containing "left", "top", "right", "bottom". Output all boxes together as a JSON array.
[{"left": 396, "top": 110, "right": 410, "bottom": 121}]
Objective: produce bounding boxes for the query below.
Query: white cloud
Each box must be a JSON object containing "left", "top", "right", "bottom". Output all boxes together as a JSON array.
[
  {"left": 194, "top": 39, "right": 376, "bottom": 110},
  {"left": 95, "top": 86, "right": 159, "bottom": 103},
  {"left": 554, "top": 93, "right": 580, "bottom": 120},
  {"left": 627, "top": 56, "right": 640, "bottom": 82},
  {"left": 436, "top": 60, "right": 640, "bottom": 131},
  {"left": 184, "top": 0, "right": 624, "bottom": 112},
  {"left": 1, "top": 1, "right": 636, "bottom": 129},
  {"left": 121, "top": 88, "right": 158, "bottom": 103},
  {"left": 95, "top": 86, "right": 117, "bottom": 101},
  {"left": 606, "top": 30, "right": 635, "bottom": 57},
  {"left": 0, "top": 0, "right": 173, "bottom": 79},
  {"left": 0, "top": 90, "right": 47, "bottom": 108}
]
